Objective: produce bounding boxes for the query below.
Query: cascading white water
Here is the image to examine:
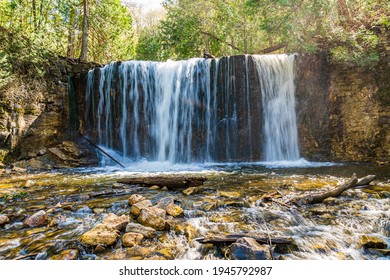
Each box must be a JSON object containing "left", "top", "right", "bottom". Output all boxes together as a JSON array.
[
  {"left": 253, "top": 54, "right": 300, "bottom": 161},
  {"left": 85, "top": 54, "right": 300, "bottom": 164}
]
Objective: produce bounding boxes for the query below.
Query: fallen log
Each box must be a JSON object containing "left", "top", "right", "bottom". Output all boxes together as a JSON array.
[
  {"left": 288, "top": 175, "right": 376, "bottom": 206},
  {"left": 117, "top": 176, "right": 207, "bottom": 189},
  {"left": 82, "top": 135, "right": 125, "bottom": 168},
  {"left": 195, "top": 234, "right": 292, "bottom": 245}
]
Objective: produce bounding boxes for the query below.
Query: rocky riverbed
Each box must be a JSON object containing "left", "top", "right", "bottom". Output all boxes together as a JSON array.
[{"left": 0, "top": 163, "right": 389, "bottom": 260}]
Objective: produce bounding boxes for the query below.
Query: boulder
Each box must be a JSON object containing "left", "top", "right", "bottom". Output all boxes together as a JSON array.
[
  {"left": 230, "top": 237, "right": 272, "bottom": 260},
  {"left": 358, "top": 235, "right": 387, "bottom": 250},
  {"left": 125, "top": 223, "right": 156, "bottom": 239},
  {"left": 50, "top": 249, "right": 79, "bottom": 260},
  {"left": 102, "top": 213, "right": 129, "bottom": 231},
  {"left": 81, "top": 224, "right": 120, "bottom": 246},
  {"left": 128, "top": 194, "right": 145, "bottom": 206},
  {"left": 130, "top": 200, "right": 153, "bottom": 217},
  {"left": 166, "top": 204, "right": 183, "bottom": 217},
  {"left": 0, "top": 214, "right": 10, "bottom": 226},
  {"left": 23, "top": 210, "right": 49, "bottom": 228},
  {"left": 137, "top": 207, "right": 167, "bottom": 230},
  {"left": 122, "top": 232, "right": 144, "bottom": 247}
]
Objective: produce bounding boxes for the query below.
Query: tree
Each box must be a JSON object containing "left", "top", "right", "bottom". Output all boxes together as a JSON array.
[{"left": 80, "top": 0, "right": 89, "bottom": 61}]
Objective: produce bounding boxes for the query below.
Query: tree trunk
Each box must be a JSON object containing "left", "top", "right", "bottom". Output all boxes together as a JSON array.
[
  {"left": 80, "top": 0, "right": 89, "bottom": 61},
  {"left": 67, "top": 5, "right": 76, "bottom": 58}
]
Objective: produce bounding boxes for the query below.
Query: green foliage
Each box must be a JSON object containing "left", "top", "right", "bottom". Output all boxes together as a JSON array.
[
  {"left": 135, "top": 0, "right": 388, "bottom": 65},
  {"left": 0, "top": 0, "right": 135, "bottom": 63}
]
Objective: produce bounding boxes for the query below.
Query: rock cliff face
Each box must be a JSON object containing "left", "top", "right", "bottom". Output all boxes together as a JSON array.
[{"left": 295, "top": 27, "right": 390, "bottom": 163}]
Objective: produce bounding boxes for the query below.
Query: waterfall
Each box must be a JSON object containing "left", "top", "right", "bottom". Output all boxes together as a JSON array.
[
  {"left": 253, "top": 54, "right": 299, "bottom": 161},
  {"left": 84, "top": 54, "right": 299, "bottom": 164}
]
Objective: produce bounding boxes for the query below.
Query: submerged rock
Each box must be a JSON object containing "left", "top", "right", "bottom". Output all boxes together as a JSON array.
[
  {"left": 125, "top": 223, "right": 156, "bottom": 239},
  {"left": 81, "top": 224, "right": 120, "bottom": 246},
  {"left": 358, "top": 235, "right": 387, "bottom": 250},
  {"left": 128, "top": 194, "right": 145, "bottom": 206},
  {"left": 102, "top": 213, "right": 129, "bottom": 231},
  {"left": 130, "top": 200, "right": 152, "bottom": 217},
  {"left": 230, "top": 237, "right": 272, "bottom": 260},
  {"left": 23, "top": 210, "right": 49, "bottom": 228},
  {"left": 50, "top": 249, "right": 79, "bottom": 260},
  {"left": 0, "top": 214, "right": 10, "bottom": 226},
  {"left": 173, "top": 222, "right": 199, "bottom": 240},
  {"left": 137, "top": 206, "right": 167, "bottom": 230},
  {"left": 122, "top": 232, "right": 143, "bottom": 247}
]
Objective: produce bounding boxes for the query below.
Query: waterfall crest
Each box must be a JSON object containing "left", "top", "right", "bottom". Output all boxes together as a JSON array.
[{"left": 85, "top": 54, "right": 299, "bottom": 164}]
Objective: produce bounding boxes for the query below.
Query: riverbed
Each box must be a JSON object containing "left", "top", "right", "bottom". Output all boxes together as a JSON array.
[{"left": 0, "top": 161, "right": 389, "bottom": 260}]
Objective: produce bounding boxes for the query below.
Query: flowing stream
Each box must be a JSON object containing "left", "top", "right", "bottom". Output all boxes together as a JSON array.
[{"left": 0, "top": 163, "right": 389, "bottom": 260}]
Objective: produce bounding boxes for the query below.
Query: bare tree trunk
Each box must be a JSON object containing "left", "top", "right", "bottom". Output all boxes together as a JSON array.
[
  {"left": 67, "top": 5, "right": 76, "bottom": 58},
  {"left": 32, "top": 0, "right": 37, "bottom": 30},
  {"left": 337, "top": 0, "right": 351, "bottom": 29},
  {"left": 80, "top": 0, "right": 89, "bottom": 61}
]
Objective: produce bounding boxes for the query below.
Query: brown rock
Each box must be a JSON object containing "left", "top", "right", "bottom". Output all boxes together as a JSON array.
[
  {"left": 128, "top": 194, "right": 145, "bottom": 206},
  {"left": 125, "top": 223, "right": 156, "bottom": 239},
  {"left": 0, "top": 214, "right": 10, "bottom": 226},
  {"left": 358, "top": 235, "right": 387, "bottom": 250},
  {"left": 50, "top": 249, "right": 79, "bottom": 260},
  {"left": 166, "top": 204, "right": 183, "bottom": 217},
  {"left": 182, "top": 187, "right": 201, "bottom": 196},
  {"left": 23, "top": 210, "right": 49, "bottom": 228},
  {"left": 122, "top": 232, "right": 144, "bottom": 247},
  {"left": 130, "top": 200, "right": 152, "bottom": 217},
  {"left": 102, "top": 213, "right": 129, "bottom": 231},
  {"left": 81, "top": 224, "right": 120, "bottom": 246},
  {"left": 137, "top": 206, "right": 167, "bottom": 230},
  {"left": 156, "top": 196, "right": 175, "bottom": 210}
]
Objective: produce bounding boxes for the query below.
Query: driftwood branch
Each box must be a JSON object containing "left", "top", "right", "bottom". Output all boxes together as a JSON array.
[
  {"left": 195, "top": 234, "right": 292, "bottom": 245},
  {"left": 82, "top": 135, "right": 125, "bottom": 168},
  {"left": 200, "top": 31, "right": 243, "bottom": 52},
  {"left": 288, "top": 175, "right": 376, "bottom": 206},
  {"left": 257, "top": 43, "right": 288, "bottom": 54},
  {"left": 117, "top": 176, "right": 207, "bottom": 189}
]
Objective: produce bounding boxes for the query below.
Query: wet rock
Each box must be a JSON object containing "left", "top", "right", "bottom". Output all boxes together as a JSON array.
[
  {"left": 201, "top": 201, "right": 218, "bottom": 211},
  {"left": 128, "top": 194, "right": 145, "bottom": 206},
  {"left": 92, "top": 208, "right": 107, "bottom": 214},
  {"left": 137, "top": 206, "right": 167, "bottom": 230},
  {"left": 358, "top": 235, "right": 387, "bottom": 250},
  {"left": 122, "top": 232, "right": 144, "bottom": 247},
  {"left": 125, "top": 223, "right": 156, "bottom": 239},
  {"left": 166, "top": 204, "right": 183, "bottom": 217},
  {"left": 0, "top": 214, "right": 10, "bottom": 226},
  {"left": 230, "top": 237, "right": 272, "bottom": 260},
  {"left": 23, "top": 210, "right": 49, "bottom": 228},
  {"left": 156, "top": 247, "right": 175, "bottom": 259},
  {"left": 182, "top": 187, "right": 201, "bottom": 195},
  {"left": 81, "top": 224, "right": 120, "bottom": 246},
  {"left": 156, "top": 196, "right": 175, "bottom": 210},
  {"left": 274, "top": 241, "right": 299, "bottom": 254},
  {"left": 173, "top": 222, "right": 199, "bottom": 240},
  {"left": 161, "top": 187, "right": 168, "bottom": 191},
  {"left": 130, "top": 200, "right": 152, "bottom": 217},
  {"left": 323, "top": 197, "right": 340, "bottom": 206},
  {"left": 50, "top": 249, "right": 79, "bottom": 260},
  {"left": 367, "top": 248, "right": 390, "bottom": 257},
  {"left": 95, "top": 244, "right": 107, "bottom": 252},
  {"left": 218, "top": 191, "right": 241, "bottom": 198},
  {"left": 102, "top": 213, "right": 129, "bottom": 231},
  {"left": 149, "top": 185, "right": 160, "bottom": 190}
]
